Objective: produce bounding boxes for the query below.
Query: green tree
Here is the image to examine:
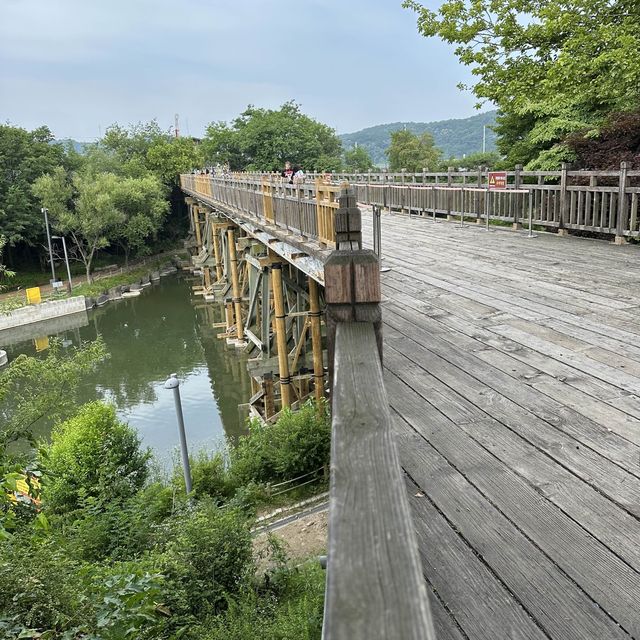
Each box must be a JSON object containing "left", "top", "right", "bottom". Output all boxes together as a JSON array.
[
  {"left": 202, "top": 101, "right": 343, "bottom": 171},
  {"left": 146, "top": 137, "right": 204, "bottom": 186},
  {"left": 343, "top": 146, "right": 374, "bottom": 172},
  {"left": 387, "top": 129, "right": 442, "bottom": 172},
  {"left": 111, "top": 174, "right": 169, "bottom": 265},
  {"left": 443, "top": 151, "right": 503, "bottom": 170},
  {"left": 0, "top": 236, "right": 15, "bottom": 289},
  {"left": 0, "top": 125, "right": 67, "bottom": 247},
  {"left": 33, "top": 169, "right": 125, "bottom": 282},
  {"left": 0, "top": 339, "right": 107, "bottom": 455},
  {"left": 404, "top": 0, "right": 640, "bottom": 168}
]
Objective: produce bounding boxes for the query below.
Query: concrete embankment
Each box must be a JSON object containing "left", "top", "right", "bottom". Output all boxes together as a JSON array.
[{"left": 0, "top": 296, "right": 88, "bottom": 333}]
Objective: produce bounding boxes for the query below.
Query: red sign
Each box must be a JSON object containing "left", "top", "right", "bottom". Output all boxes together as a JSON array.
[{"left": 488, "top": 171, "right": 507, "bottom": 190}]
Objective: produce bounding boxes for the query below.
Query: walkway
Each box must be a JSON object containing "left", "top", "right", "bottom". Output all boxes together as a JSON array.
[{"left": 364, "top": 211, "right": 640, "bottom": 639}]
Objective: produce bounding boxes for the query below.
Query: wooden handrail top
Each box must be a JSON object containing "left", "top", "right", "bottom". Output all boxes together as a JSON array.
[{"left": 324, "top": 321, "right": 436, "bottom": 640}]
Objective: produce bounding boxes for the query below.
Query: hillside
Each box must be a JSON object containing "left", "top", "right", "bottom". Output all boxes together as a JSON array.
[
  {"left": 340, "top": 111, "right": 498, "bottom": 166},
  {"left": 54, "top": 138, "right": 92, "bottom": 153}
]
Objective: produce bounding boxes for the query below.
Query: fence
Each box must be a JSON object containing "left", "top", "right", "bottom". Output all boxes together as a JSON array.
[{"left": 185, "top": 162, "right": 639, "bottom": 240}]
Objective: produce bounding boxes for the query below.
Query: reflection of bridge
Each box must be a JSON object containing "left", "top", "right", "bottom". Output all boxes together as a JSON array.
[{"left": 180, "top": 173, "right": 640, "bottom": 639}]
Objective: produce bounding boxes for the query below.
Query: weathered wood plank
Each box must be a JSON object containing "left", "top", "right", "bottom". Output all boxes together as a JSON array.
[{"left": 324, "top": 322, "right": 435, "bottom": 640}]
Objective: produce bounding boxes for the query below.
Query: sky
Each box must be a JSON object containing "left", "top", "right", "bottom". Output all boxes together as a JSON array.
[{"left": 0, "top": 0, "right": 487, "bottom": 141}]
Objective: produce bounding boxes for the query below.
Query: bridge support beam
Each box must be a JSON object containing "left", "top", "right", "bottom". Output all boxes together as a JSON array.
[
  {"left": 271, "top": 262, "right": 292, "bottom": 409},
  {"left": 308, "top": 276, "right": 325, "bottom": 403},
  {"left": 227, "top": 228, "right": 245, "bottom": 344}
]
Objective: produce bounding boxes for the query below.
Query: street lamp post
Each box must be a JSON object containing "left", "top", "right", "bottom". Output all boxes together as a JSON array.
[
  {"left": 41, "top": 207, "right": 56, "bottom": 284},
  {"left": 52, "top": 236, "right": 72, "bottom": 294},
  {"left": 164, "top": 373, "right": 193, "bottom": 494}
]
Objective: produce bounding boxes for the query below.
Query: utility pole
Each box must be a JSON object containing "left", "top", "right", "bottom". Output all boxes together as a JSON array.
[
  {"left": 482, "top": 125, "right": 487, "bottom": 154},
  {"left": 41, "top": 207, "right": 56, "bottom": 283},
  {"left": 174, "top": 113, "right": 180, "bottom": 138}
]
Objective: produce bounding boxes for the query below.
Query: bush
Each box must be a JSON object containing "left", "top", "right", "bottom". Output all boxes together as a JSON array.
[
  {"left": 0, "top": 538, "right": 82, "bottom": 631},
  {"left": 230, "top": 401, "right": 330, "bottom": 485},
  {"left": 174, "top": 450, "right": 236, "bottom": 503},
  {"left": 162, "top": 500, "right": 254, "bottom": 618},
  {"left": 198, "top": 561, "right": 326, "bottom": 640},
  {"left": 42, "top": 402, "right": 151, "bottom": 514},
  {"left": 61, "top": 482, "right": 174, "bottom": 562}
]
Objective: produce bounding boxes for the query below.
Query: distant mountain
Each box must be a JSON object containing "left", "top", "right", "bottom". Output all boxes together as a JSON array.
[
  {"left": 340, "top": 111, "right": 498, "bottom": 166},
  {"left": 54, "top": 139, "right": 92, "bottom": 154}
]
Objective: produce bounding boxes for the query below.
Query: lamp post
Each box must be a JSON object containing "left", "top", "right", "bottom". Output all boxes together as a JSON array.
[
  {"left": 41, "top": 207, "right": 56, "bottom": 284},
  {"left": 164, "top": 373, "right": 193, "bottom": 494},
  {"left": 52, "top": 236, "right": 72, "bottom": 294}
]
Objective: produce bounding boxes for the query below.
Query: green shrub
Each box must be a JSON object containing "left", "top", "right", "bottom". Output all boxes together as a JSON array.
[
  {"left": 198, "top": 561, "right": 326, "bottom": 640},
  {"left": 0, "top": 538, "right": 82, "bottom": 631},
  {"left": 174, "top": 450, "right": 237, "bottom": 502},
  {"left": 61, "top": 482, "right": 174, "bottom": 562},
  {"left": 42, "top": 402, "right": 151, "bottom": 514},
  {"left": 230, "top": 400, "right": 330, "bottom": 485},
  {"left": 162, "top": 500, "right": 253, "bottom": 618}
]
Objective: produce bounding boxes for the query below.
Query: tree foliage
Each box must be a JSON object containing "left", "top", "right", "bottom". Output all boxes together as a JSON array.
[
  {"left": 202, "top": 102, "right": 343, "bottom": 171},
  {"left": 0, "top": 126, "right": 68, "bottom": 247},
  {"left": 404, "top": 0, "right": 640, "bottom": 168},
  {"left": 343, "top": 146, "right": 375, "bottom": 172},
  {"left": 0, "top": 338, "right": 108, "bottom": 456},
  {"left": 386, "top": 129, "right": 442, "bottom": 172}
]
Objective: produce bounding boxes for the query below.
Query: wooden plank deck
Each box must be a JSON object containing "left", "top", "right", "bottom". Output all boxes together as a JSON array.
[{"left": 362, "top": 210, "right": 640, "bottom": 640}]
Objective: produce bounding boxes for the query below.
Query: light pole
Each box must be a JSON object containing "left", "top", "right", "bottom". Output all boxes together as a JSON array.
[
  {"left": 164, "top": 373, "right": 193, "bottom": 494},
  {"left": 41, "top": 207, "right": 56, "bottom": 284},
  {"left": 52, "top": 236, "right": 72, "bottom": 294}
]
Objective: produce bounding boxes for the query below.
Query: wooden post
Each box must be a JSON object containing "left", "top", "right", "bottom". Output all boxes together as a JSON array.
[
  {"left": 193, "top": 206, "right": 202, "bottom": 249},
  {"left": 271, "top": 262, "right": 292, "bottom": 408},
  {"left": 308, "top": 276, "right": 324, "bottom": 403},
  {"left": 212, "top": 225, "right": 223, "bottom": 281},
  {"left": 513, "top": 164, "right": 523, "bottom": 229},
  {"left": 615, "top": 161, "right": 630, "bottom": 244},
  {"left": 325, "top": 250, "right": 382, "bottom": 387},
  {"left": 334, "top": 185, "right": 362, "bottom": 250},
  {"left": 558, "top": 163, "right": 569, "bottom": 236},
  {"left": 227, "top": 228, "right": 245, "bottom": 343},
  {"left": 263, "top": 372, "right": 275, "bottom": 418},
  {"left": 446, "top": 166, "right": 453, "bottom": 220}
]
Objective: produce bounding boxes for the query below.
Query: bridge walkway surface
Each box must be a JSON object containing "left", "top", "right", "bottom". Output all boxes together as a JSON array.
[{"left": 362, "top": 209, "right": 640, "bottom": 640}]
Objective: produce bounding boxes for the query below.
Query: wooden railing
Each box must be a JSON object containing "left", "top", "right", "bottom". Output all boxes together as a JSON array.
[
  {"left": 321, "top": 188, "right": 436, "bottom": 639},
  {"left": 188, "top": 164, "right": 639, "bottom": 240},
  {"left": 309, "top": 163, "right": 640, "bottom": 239},
  {"left": 181, "top": 173, "right": 341, "bottom": 246}
]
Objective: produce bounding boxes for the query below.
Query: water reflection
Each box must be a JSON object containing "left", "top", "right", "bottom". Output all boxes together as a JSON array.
[{"left": 1, "top": 276, "right": 252, "bottom": 468}]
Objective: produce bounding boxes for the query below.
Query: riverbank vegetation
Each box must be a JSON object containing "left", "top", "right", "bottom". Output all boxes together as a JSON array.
[{"left": 0, "top": 340, "right": 329, "bottom": 639}]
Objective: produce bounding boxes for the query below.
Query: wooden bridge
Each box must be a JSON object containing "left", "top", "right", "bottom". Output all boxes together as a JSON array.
[{"left": 180, "top": 172, "right": 640, "bottom": 640}]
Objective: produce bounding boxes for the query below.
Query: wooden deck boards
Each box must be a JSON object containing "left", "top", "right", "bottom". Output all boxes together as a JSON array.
[{"left": 362, "top": 210, "right": 640, "bottom": 639}]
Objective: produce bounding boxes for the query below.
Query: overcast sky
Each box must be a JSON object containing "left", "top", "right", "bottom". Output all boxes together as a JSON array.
[{"left": 0, "top": 0, "right": 487, "bottom": 141}]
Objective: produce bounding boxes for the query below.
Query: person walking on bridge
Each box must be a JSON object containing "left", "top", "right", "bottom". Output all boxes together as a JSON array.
[{"left": 282, "top": 161, "right": 294, "bottom": 183}]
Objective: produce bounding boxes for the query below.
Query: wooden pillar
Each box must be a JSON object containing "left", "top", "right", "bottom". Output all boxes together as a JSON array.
[
  {"left": 212, "top": 225, "right": 223, "bottom": 281},
  {"left": 193, "top": 206, "right": 203, "bottom": 249},
  {"left": 225, "top": 298, "right": 235, "bottom": 334},
  {"left": 227, "top": 228, "right": 244, "bottom": 342},
  {"left": 615, "top": 161, "right": 630, "bottom": 244},
  {"left": 558, "top": 162, "right": 569, "bottom": 236},
  {"left": 203, "top": 266, "right": 212, "bottom": 289},
  {"left": 308, "top": 276, "right": 324, "bottom": 403},
  {"left": 263, "top": 373, "right": 275, "bottom": 418},
  {"left": 271, "top": 262, "right": 291, "bottom": 408}
]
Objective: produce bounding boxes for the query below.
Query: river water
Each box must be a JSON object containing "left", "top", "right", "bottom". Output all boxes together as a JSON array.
[{"left": 1, "top": 275, "right": 252, "bottom": 471}]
